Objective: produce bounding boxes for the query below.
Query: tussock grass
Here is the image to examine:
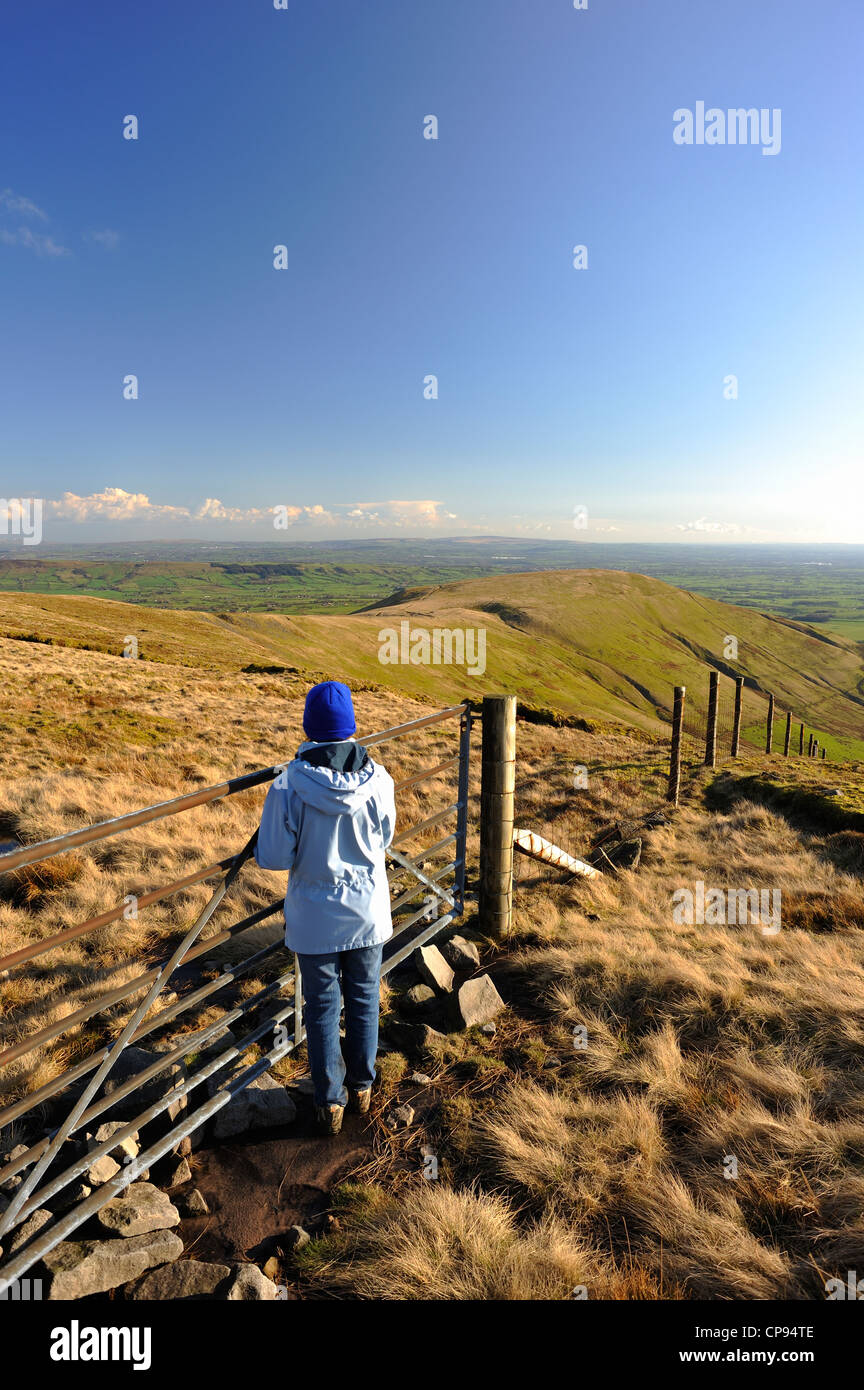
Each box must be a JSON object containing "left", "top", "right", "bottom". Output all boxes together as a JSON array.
[
  {"left": 0, "top": 636, "right": 476, "bottom": 1113},
  {"left": 295, "top": 1180, "right": 676, "bottom": 1300},
  {"left": 299, "top": 725, "right": 864, "bottom": 1301},
  {"left": 3, "top": 629, "right": 864, "bottom": 1301}
]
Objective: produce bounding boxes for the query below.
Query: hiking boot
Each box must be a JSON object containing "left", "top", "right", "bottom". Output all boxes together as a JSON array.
[
  {"left": 347, "top": 1087, "right": 372, "bottom": 1115},
  {"left": 314, "top": 1103, "right": 344, "bottom": 1136}
]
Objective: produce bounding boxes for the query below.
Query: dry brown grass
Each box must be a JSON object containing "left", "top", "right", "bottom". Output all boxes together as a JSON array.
[
  {"left": 469, "top": 748, "right": 864, "bottom": 1300},
  {"left": 294, "top": 1180, "right": 678, "bottom": 1300},
  {"left": 295, "top": 723, "right": 864, "bottom": 1301},
  {"left": 3, "top": 634, "right": 864, "bottom": 1302},
  {"left": 0, "top": 636, "right": 476, "bottom": 1117}
]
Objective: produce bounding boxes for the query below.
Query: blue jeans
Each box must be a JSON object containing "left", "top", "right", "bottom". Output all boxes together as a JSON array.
[{"left": 297, "top": 944, "right": 383, "bottom": 1108}]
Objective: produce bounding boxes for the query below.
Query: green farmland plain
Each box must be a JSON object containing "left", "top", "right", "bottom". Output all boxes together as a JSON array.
[{"left": 0, "top": 540, "right": 862, "bottom": 643}]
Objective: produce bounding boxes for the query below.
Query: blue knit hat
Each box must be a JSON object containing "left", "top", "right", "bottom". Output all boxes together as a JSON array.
[{"left": 303, "top": 680, "right": 357, "bottom": 742}]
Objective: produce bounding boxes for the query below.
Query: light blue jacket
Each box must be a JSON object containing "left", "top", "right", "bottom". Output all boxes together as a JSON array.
[{"left": 254, "top": 741, "right": 396, "bottom": 954}]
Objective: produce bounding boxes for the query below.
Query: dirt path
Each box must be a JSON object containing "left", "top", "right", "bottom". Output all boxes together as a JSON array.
[{"left": 178, "top": 1098, "right": 373, "bottom": 1278}]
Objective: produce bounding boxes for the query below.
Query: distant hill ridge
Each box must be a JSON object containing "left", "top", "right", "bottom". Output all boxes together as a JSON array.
[{"left": 1, "top": 570, "right": 862, "bottom": 754}]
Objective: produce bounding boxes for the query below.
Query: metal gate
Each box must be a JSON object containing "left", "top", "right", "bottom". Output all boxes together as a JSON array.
[{"left": 0, "top": 701, "right": 472, "bottom": 1293}]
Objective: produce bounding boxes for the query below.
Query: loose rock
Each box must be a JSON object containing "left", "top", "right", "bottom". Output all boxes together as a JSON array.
[
  {"left": 178, "top": 1188, "right": 209, "bottom": 1217},
  {"left": 97, "top": 1182, "right": 180, "bottom": 1237},
  {"left": 8, "top": 1207, "right": 53, "bottom": 1255},
  {"left": 613, "top": 838, "right": 642, "bottom": 870},
  {"left": 88, "top": 1121, "right": 139, "bottom": 1163},
  {"left": 87, "top": 1153, "right": 121, "bottom": 1186},
  {"left": 387, "top": 1103, "right": 415, "bottom": 1131},
  {"left": 457, "top": 975, "right": 505, "bottom": 1029},
  {"left": 403, "top": 983, "right": 437, "bottom": 1014},
  {"left": 211, "top": 1072, "right": 297, "bottom": 1139},
  {"left": 227, "top": 1264, "right": 280, "bottom": 1300},
  {"left": 0, "top": 1144, "right": 28, "bottom": 1192},
  {"left": 442, "top": 935, "right": 481, "bottom": 971},
  {"left": 44, "top": 1228, "right": 184, "bottom": 1299},
  {"left": 414, "top": 944, "right": 454, "bottom": 995},
  {"left": 192, "top": 1030, "right": 238, "bottom": 1091},
  {"left": 99, "top": 1046, "right": 187, "bottom": 1123},
  {"left": 166, "top": 1157, "right": 192, "bottom": 1187},
  {"left": 386, "top": 1021, "right": 446, "bottom": 1057},
  {"left": 131, "top": 1259, "right": 231, "bottom": 1301},
  {"left": 51, "top": 1180, "right": 92, "bottom": 1215}
]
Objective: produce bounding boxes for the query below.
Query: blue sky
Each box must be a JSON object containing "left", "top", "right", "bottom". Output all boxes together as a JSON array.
[{"left": 1, "top": 0, "right": 861, "bottom": 544}]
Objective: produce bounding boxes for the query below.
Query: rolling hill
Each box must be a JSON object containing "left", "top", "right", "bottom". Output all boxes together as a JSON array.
[
  {"left": 2, "top": 568, "right": 864, "bottom": 1305},
  {"left": 1, "top": 569, "right": 862, "bottom": 753},
  {"left": 2, "top": 541, "right": 862, "bottom": 637}
]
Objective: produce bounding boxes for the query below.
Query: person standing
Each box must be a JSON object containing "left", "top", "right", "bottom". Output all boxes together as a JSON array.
[{"left": 255, "top": 681, "right": 395, "bottom": 1133}]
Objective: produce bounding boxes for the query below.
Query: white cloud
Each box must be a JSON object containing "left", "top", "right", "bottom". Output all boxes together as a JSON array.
[
  {"left": 0, "top": 189, "right": 70, "bottom": 256},
  {"left": 46, "top": 488, "right": 189, "bottom": 522},
  {"left": 41, "top": 488, "right": 457, "bottom": 532},
  {"left": 341, "top": 499, "right": 464, "bottom": 529},
  {"left": 269, "top": 503, "right": 336, "bottom": 526},
  {"left": 196, "top": 497, "right": 269, "bottom": 522},
  {"left": 0, "top": 188, "right": 48, "bottom": 220},
  {"left": 0, "top": 226, "right": 70, "bottom": 257},
  {"left": 87, "top": 229, "right": 120, "bottom": 250},
  {"left": 675, "top": 517, "right": 742, "bottom": 534}
]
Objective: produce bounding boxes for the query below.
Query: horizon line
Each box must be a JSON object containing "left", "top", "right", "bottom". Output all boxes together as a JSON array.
[{"left": 0, "top": 536, "right": 862, "bottom": 550}]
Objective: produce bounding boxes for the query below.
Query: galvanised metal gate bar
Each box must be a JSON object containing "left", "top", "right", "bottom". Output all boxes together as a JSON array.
[{"left": 0, "top": 700, "right": 472, "bottom": 1293}]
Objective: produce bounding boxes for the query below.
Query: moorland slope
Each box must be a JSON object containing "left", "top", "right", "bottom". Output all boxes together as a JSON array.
[{"left": 1, "top": 569, "right": 862, "bottom": 752}]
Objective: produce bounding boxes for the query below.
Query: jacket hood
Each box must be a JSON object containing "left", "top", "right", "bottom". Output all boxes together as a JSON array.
[{"left": 284, "top": 745, "right": 381, "bottom": 816}]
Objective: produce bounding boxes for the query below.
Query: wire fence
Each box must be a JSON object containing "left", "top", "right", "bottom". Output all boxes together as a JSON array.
[
  {"left": 512, "top": 724, "right": 672, "bottom": 889},
  {"left": 678, "top": 672, "right": 832, "bottom": 775},
  {"left": 512, "top": 668, "right": 845, "bottom": 888}
]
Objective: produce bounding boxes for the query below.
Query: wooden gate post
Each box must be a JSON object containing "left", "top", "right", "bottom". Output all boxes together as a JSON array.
[
  {"left": 799, "top": 722, "right": 805, "bottom": 756},
  {"left": 479, "top": 694, "right": 517, "bottom": 938},
  {"left": 731, "top": 676, "right": 743, "bottom": 757},
  {"left": 667, "top": 685, "right": 685, "bottom": 805},
  {"left": 783, "top": 710, "right": 792, "bottom": 757},
  {"left": 704, "top": 671, "right": 718, "bottom": 768},
  {"left": 765, "top": 693, "right": 775, "bottom": 754}
]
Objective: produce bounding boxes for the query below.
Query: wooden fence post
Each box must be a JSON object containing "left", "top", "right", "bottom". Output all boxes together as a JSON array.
[
  {"left": 783, "top": 710, "right": 791, "bottom": 757},
  {"left": 479, "top": 694, "right": 516, "bottom": 938},
  {"left": 799, "top": 723, "right": 805, "bottom": 756},
  {"left": 812, "top": 739, "right": 818, "bottom": 759},
  {"left": 821, "top": 747, "right": 827, "bottom": 760},
  {"left": 705, "top": 671, "right": 718, "bottom": 768},
  {"left": 808, "top": 733, "right": 815, "bottom": 757},
  {"left": 731, "top": 676, "right": 743, "bottom": 757},
  {"left": 667, "top": 685, "right": 685, "bottom": 805},
  {"left": 765, "top": 693, "right": 775, "bottom": 754}
]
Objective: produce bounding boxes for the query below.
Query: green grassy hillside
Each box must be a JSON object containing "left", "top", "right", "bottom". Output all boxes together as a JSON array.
[
  {"left": 1, "top": 569, "right": 862, "bottom": 753},
  {"left": 2, "top": 542, "right": 862, "bottom": 641}
]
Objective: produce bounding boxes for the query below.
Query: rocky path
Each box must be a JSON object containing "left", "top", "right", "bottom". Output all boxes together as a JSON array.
[{"left": 186, "top": 1097, "right": 371, "bottom": 1275}]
